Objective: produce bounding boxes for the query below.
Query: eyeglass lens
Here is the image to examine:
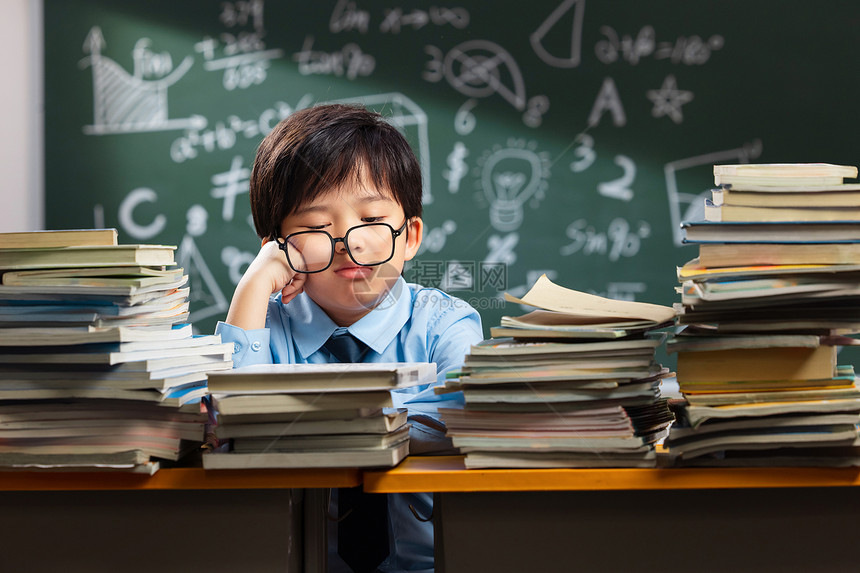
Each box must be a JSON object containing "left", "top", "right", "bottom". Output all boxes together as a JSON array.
[{"left": 286, "top": 223, "right": 397, "bottom": 272}]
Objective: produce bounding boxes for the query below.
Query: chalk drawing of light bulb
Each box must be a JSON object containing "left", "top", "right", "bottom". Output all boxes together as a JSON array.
[{"left": 479, "top": 142, "right": 550, "bottom": 232}]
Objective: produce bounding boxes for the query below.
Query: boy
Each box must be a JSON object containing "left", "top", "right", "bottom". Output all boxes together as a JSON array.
[{"left": 216, "top": 103, "right": 483, "bottom": 572}]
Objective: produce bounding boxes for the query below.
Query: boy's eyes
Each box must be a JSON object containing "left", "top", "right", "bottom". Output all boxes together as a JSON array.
[{"left": 300, "top": 216, "right": 387, "bottom": 232}]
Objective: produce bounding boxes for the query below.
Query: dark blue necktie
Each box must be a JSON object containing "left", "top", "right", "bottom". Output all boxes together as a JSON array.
[
  {"left": 324, "top": 331, "right": 389, "bottom": 572},
  {"left": 323, "top": 330, "right": 370, "bottom": 363}
]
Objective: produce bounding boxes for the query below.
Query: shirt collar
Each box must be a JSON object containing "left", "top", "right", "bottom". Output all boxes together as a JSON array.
[{"left": 289, "top": 276, "right": 413, "bottom": 360}]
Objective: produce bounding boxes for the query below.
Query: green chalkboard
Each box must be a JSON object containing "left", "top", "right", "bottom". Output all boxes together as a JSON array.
[{"left": 44, "top": 0, "right": 860, "bottom": 342}]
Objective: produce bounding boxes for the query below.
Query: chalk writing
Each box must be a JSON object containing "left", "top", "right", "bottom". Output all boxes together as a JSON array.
[
  {"left": 443, "top": 143, "right": 469, "bottom": 193},
  {"left": 531, "top": 0, "right": 585, "bottom": 68},
  {"left": 598, "top": 155, "right": 636, "bottom": 202},
  {"left": 486, "top": 233, "right": 519, "bottom": 266},
  {"left": 221, "top": 246, "right": 256, "bottom": 284},
  {"left": 569, "top": 134, "right": 596, "bottom": 173},
  {"left": 196, "top": 0, "right": 282, "bottom": 90},
  {"left": 118, "top": 188, "right": 166, "bottom": 240},
  {"left": 560, "top": 217, "right": 650, "bottom": 262},
  {"left": 210, "top": 156, "right": 250, "bottom": 222},
  {"left": 381, "top": 6, "right": 469, "bottom": 33},
  {"left": 523, "top": 95, "right": 550, "bottom": 128},
  {"left": 588, "top": 77, "right": 626, "bottom": 127},
  {"left": 81, "top": 27, "right": 202, "bottom": 135},
  {"left": 330, "top": 0, "right": 370, "bottom": 33},
  {"left": 418, "top": 220, "right": 457, "bottom": 255},
  {"left": 596, "top": 25, "right": 724, "bottom": 66},
  {"left": 294, "top": 36, "right": 375, "bottom": 79},
  {"left": 454, "top": 99, "right": 478, "bottom": 136},
  {"left": 170, "top": 98, "right": 310, "bottom": 163}
]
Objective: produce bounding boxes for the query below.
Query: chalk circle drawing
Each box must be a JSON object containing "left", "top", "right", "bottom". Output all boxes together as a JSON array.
[
  {"left": 424, "top": 40, "right": 527, "bottom": 111},
  {"left": 177, "top": 205, "right": 228, "bottom": 324},
  {"left": 646, "top": 74, "right": 694, "bottom": 124},
  {"left": 530, "top": 0, "right": 586, "bottom": 68},
  {"left": 418, "top": 220, "right": 457, "bottom": 255},
  {"left": 329, "top": 93, "right": 433, "bottom": 204},
  {"left": 476, "top": 141, "right": 551, "bottom": 232},
  {"left": 80, "top": 27, "right": 205, "bottom": 135},
  {"left": 664, "top": 140, "right": 762, "bottom": 245}
]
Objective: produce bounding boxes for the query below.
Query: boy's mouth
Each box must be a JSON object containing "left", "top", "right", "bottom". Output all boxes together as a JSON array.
[{"left": 334, "top": 263, "right": 375, "bottom": 280}]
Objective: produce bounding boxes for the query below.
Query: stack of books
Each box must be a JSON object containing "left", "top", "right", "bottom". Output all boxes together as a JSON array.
[
  {"left": 438, "top": 274, "right": 676, "bottom": 469},
  {"left": 0, "top": 229, "right": 233, "bottom": 473},
  {"left": 666, "top": 163, "right": 860, "bottom": 466},
  {"left": 203, "top": 362, "right": 437, "bottom": 469}
]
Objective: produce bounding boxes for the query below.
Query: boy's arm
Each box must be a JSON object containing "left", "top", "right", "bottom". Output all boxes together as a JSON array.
[{"left": 225, "top": 240, "right": 306, "bottom": 330}]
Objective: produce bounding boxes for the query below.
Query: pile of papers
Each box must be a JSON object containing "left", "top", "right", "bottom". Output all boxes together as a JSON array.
[
  {"left": 439, "top": 275, "right": 675, "bottom": 469},
  {"left": 0, "top": 229, "right": 233, "bottom": 473},
  {"left": 666, "top": 164, "right": 860, "bottom": 466},
  {"left": 203, "top": 362, "right": 437, "bottom": 469}
]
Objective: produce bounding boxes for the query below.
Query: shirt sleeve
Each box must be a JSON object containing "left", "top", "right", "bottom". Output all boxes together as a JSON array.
[{"left": 214, "top": 321, "right": 273, "bottom": 367}]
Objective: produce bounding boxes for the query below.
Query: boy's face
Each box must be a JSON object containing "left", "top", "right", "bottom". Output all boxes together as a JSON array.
[{"left": 277, "top": 173, "right": 423, "bottom": 326}]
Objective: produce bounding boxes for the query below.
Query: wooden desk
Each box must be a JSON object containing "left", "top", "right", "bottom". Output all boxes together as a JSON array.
[
  {"left": 365, "top": 457, "right": 860, "bottom": 573},
  {"left": 0, "top": 467, "right": 359, "bottom": 573}
]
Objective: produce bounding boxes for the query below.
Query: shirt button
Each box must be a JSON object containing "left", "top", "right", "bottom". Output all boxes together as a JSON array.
[
  {"left": 251, "top": 341, "right": 262, "bottom": 351},
  {"left": 234, "top": 342, "right": 242, "bottom": 354}
]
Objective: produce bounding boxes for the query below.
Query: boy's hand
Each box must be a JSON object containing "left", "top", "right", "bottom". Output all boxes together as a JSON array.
[{"left": 224, "top": 239, "right": 307, "bottom": 330}]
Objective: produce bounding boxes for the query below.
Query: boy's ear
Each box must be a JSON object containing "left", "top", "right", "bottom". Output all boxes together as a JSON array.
[{"left": 403, "top": 217, "right": 423, "bottom": 262}]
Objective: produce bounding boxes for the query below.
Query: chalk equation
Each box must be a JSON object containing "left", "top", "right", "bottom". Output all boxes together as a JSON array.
[
  {"left": 560, "top": 217, "right": 651, "bottom": 262},
  {"left": 329, "top": 0, "right": 469, "bottom": 34},
  {"left": 595, "top": 24, "right": 724, "bottom": 66},
  {"left": 196, "top": 0, "right": 283, "bottom": 90}
]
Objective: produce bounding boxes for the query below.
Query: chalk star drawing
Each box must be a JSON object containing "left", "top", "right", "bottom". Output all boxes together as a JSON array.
[
  {"left": 646, "top": 75, "right": 694, "bottom": 124},
  {"left": 80, "top": 27, "right": 205, "bottom": 135}
]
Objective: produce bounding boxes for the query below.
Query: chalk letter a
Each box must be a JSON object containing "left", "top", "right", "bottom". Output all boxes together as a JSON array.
[{"left": 588, "top": 77, "right": 626, "bottom": 127}]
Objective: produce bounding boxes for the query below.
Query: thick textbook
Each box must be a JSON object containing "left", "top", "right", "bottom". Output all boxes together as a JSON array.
[
  {"left": 0, "top": 244, "right": 176, "bottom": 269},
  {"left": 0, "top": 324, "right": 193, "bottom": 347},
  {"left": 211, "top": 390, "right": 394, "bottom": 415},
  {"left": 0, "top": 228, "right": 118, "bottom": 249},
  {"left": 215, "top": 408, "right": 408, "bottom": 439},
  {"left": 697, "top": 242, "right": 860, "bottom": 267},
  {"left": 676, "top": 345, "right": 837, "bottom": 384},
  {"left": 681, "top": 221, "right": 860, "bottom": 244},
  {"left": 202, "top": 440, "right": 409, "bottom": 469},
  {"left": 711, "top": 188, "right": 860, "bottom": 208},
  {"left": 714, "top": 163, "right": 858, "bottom": 178},
  {"left": 207, "top": 362, "right": 437, "bottom": 393},
  {"left": 704, "top": 200, "right": 860, "bottom": 223},
  {"left": 231, "top": 425, "right": 410, "bottom": 453}
]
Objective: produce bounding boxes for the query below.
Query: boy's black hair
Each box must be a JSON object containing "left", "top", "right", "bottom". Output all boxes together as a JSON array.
[{"left": 250, "top": 103, "right": 423, "bottom": 240}]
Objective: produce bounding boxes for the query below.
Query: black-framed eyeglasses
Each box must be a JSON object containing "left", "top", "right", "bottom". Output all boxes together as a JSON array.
[{"left": 277, "top": 220, "right": 409, "bottom": 273}]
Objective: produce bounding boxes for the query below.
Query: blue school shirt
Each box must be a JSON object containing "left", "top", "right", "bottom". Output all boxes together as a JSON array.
[{"left": 215, "top": 276, "right": 483, "bottom": 572}]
